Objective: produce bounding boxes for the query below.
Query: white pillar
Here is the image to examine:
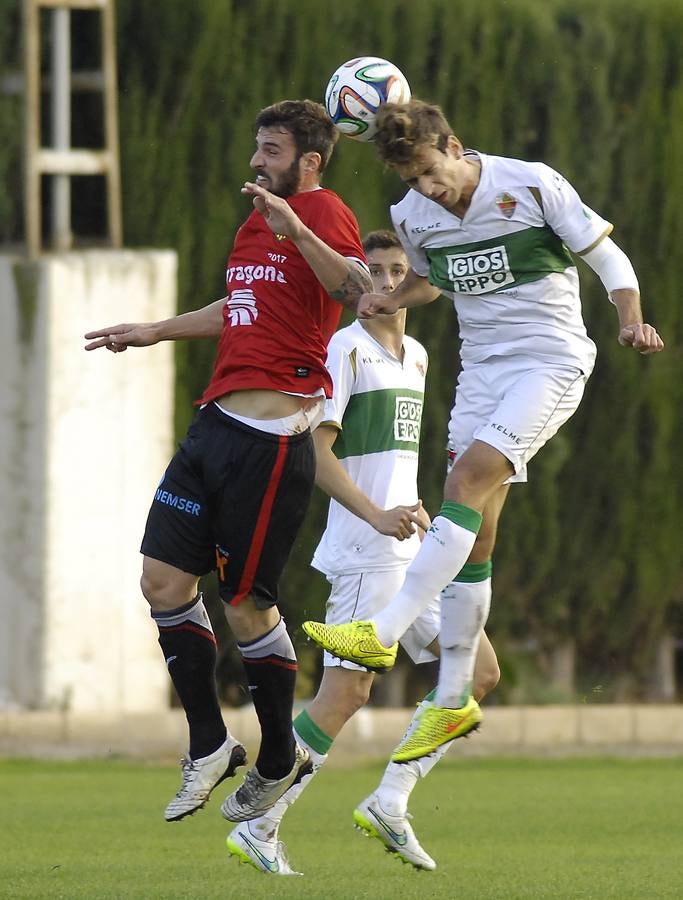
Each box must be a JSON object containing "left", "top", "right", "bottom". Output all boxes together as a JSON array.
[{"left": 0, "top": 250, "right": 177, "bottom": 712}]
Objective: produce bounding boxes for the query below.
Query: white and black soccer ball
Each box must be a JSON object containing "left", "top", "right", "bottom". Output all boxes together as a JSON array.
[{"left": 324, "top": 56, "right": 411, "bottom": 142}]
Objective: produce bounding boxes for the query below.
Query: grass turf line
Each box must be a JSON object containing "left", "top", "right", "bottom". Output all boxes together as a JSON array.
[{"left": 1, "top": 757, "right": 682, "bottom": 899}]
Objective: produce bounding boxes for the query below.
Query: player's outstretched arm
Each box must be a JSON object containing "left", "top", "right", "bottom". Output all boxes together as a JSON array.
[
  {"left": 611, "top": 289, "right": 664, "bottom": 355},
  {"left": 357, "top": 268, "right": 441, "bottom": 318},
  {"left": 242, "top": 181, "right": 373, "bottom": 309},
  {"left": 84, "top": 298, "right": 226, "bottom": 352},
  {"left": 313, "top": 424, "right": 423, "bottom": 540}
]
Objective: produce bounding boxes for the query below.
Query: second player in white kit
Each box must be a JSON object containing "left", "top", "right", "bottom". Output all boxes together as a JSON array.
[{"left": 312, "top": 316, "right": 440, "bottom": 666}]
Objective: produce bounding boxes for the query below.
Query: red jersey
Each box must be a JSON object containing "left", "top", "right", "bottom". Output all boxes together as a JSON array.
[{"left": 200, "top": 188, "right": 366, "bottom": 403}]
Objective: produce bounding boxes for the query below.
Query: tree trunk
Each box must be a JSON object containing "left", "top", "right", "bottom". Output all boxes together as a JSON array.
[
  {"left": 547, "top": 639, "right": 576, "bottom": 699},
  {"left": 644, "top": 633, "right": 676, "bottom": 702}
]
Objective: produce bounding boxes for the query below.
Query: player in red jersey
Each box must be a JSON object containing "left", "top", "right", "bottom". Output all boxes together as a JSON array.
[{"left": 85, "top": 100, "right": 372, "bottom": 828}]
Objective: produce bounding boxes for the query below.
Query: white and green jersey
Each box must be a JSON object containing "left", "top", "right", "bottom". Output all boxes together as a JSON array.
[
  {"left": 311, "top": 320, "right": 428, "bottom": 577},
  {"left": 391, "top": 152, "right": 613, "bottom": 374}
]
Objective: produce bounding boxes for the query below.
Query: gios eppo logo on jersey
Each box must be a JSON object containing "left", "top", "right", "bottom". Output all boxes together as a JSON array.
[
  {"left": 446, "top": 245, "right": 514, "bottom": 294},
  {"left": 394, "top": 396, "right": 423, "bottom": 443}
]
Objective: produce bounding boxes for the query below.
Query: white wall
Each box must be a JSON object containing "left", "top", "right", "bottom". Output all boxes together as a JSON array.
[{"left": 0, "top": 250, "right": 177, "bottom": 712}]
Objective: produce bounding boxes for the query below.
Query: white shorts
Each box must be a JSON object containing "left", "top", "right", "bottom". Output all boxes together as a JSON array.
[
  {"left": 448, "top": 357, "right": 588, "bottom": 483},
  {"left": 323, "top": 568, "right": 439, "bottom": 670}
]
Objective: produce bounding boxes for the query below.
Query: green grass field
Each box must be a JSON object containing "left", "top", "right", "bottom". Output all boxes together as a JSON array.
[{"left": 2, "top": 756, "right": 681, "bottom": 899}]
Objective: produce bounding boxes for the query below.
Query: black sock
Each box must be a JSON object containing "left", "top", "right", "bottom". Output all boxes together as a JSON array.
[
  {"left": 153, "top": 596, "right": 226, "bottom": 760},
  {"left": 238, "top": 618, "right": 297, "bottom": 779}
]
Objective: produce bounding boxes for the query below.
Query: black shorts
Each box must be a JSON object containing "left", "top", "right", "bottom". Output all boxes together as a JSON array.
[{"left": 141, "top": 403, "right": 315, "bottom": 608}]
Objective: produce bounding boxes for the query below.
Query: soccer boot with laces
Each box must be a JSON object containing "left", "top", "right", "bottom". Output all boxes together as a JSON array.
[
  {"left": 164, "top": 736, "right": 247, "bottom": 822},
  {"left": 391, "top": 696, "right": 482, "bottom": 762},
  {"left": 221, "top": 743, "right": 311, "bottom": 822},
  {"left": 354, "top": 794, "right": 436, "bottom": 870},
  {"left": 302, "top": 620, "right": 398, "bottom": 672},
  {"left": 226, "top": 823, "right": 302, "bottom": 876}
]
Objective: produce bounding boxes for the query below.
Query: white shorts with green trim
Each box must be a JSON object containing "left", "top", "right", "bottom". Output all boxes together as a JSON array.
[
  {"left": 448, "top": 356, "right": 588, "bottom": 483},
  {"left": 322, "top": 567, "right": 439, "bottom": 670}
]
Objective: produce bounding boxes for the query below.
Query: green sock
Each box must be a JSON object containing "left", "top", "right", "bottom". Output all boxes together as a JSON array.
[{"left": 293, "top": 708, "right": 333, "bottom": 756}]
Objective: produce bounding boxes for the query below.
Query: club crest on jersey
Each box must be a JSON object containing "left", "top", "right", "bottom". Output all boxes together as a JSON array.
[
  {"left": 495, "top": 192, "right": 517, "bottom": 218},
  {"left": 415, "top": 360, "right": 426, "bottom": 377}
]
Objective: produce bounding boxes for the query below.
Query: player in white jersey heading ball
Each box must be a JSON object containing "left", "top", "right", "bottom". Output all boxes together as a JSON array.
[
  {"left": 226, "top": 230, "right": 500, "bottom": 874},
  {"left": 304, "top": 99, "right": 664, "bottom": 759}
]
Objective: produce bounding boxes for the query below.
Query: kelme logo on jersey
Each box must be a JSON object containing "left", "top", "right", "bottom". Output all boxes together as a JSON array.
[
  {"left": 446, "top": 245, "right": 514, "bottom": 294},
  {"left": 394, "top": 396, "right": 422, "bottom": 443}
]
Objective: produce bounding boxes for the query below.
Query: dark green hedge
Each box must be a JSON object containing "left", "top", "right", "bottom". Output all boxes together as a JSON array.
[{"left": 1, "top": 0, "right": 681, "bottom": 700}]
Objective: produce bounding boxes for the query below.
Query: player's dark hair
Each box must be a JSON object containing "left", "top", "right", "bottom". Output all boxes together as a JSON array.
[
  {"left": 375, "top": 100, "right": 452, "bottom": 165},
  {"left": 362, "top": 229, "right": 404, "bottom": 254},
  {"left": 255, "top": 100, "right": 339, "bottom": 173}
]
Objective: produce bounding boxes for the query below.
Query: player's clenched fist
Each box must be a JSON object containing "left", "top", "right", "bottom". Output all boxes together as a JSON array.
[
  {"left": 357, "top": 291, "right": 401, "bottom": 319},
  {"left": 618, "top": 323, "right": 664, "bottom": 355}
]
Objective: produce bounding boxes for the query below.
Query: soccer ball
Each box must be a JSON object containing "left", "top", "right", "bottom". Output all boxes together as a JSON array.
[{"left": 324, "top": 56, "right": 411, "bottom": 142}]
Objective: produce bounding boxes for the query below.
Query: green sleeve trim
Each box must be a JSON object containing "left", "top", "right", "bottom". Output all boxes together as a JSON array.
[
  {"left": 454, "top": 560, "right": 493, "bottom": 583},
  {"left": 439, "top": 501, "right": 482, "bottom": 534},
  {"left": 293, "top": 708, "right": 333, "bottom": 755}
]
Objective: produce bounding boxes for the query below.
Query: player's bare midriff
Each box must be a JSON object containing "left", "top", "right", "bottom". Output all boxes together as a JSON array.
[{"left": 216, "top": 389, "right": 315, "bottom": 420}]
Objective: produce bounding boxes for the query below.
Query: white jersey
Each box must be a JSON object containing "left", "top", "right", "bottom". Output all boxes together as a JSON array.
[
  {"left": 311, "top": 320, "right": 428, "bottom": 577},
  {"left": 391, "top": 152, "right": 613, "bottom": 375}
]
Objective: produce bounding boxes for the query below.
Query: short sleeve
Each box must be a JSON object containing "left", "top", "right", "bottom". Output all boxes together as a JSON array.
[
  {"left": 320, "top": 337, "right": 356, "bottom": 429},
  {"left": 535, "top": 164, "right": 613, "bottom": 254},
  {"left": 310, "top": 193, "right": 368, "bottom": 267},
  {"left": 391, "top": 205, "right": 431, "bottom": 277}
]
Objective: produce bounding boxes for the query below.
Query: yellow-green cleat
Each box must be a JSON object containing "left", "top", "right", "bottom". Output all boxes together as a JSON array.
[
  {"left": 301, "top": 620, "right": 398, "bottom": 672},
  {"left": 391, "top": 696, "right": 482, "bottom": 761}
]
